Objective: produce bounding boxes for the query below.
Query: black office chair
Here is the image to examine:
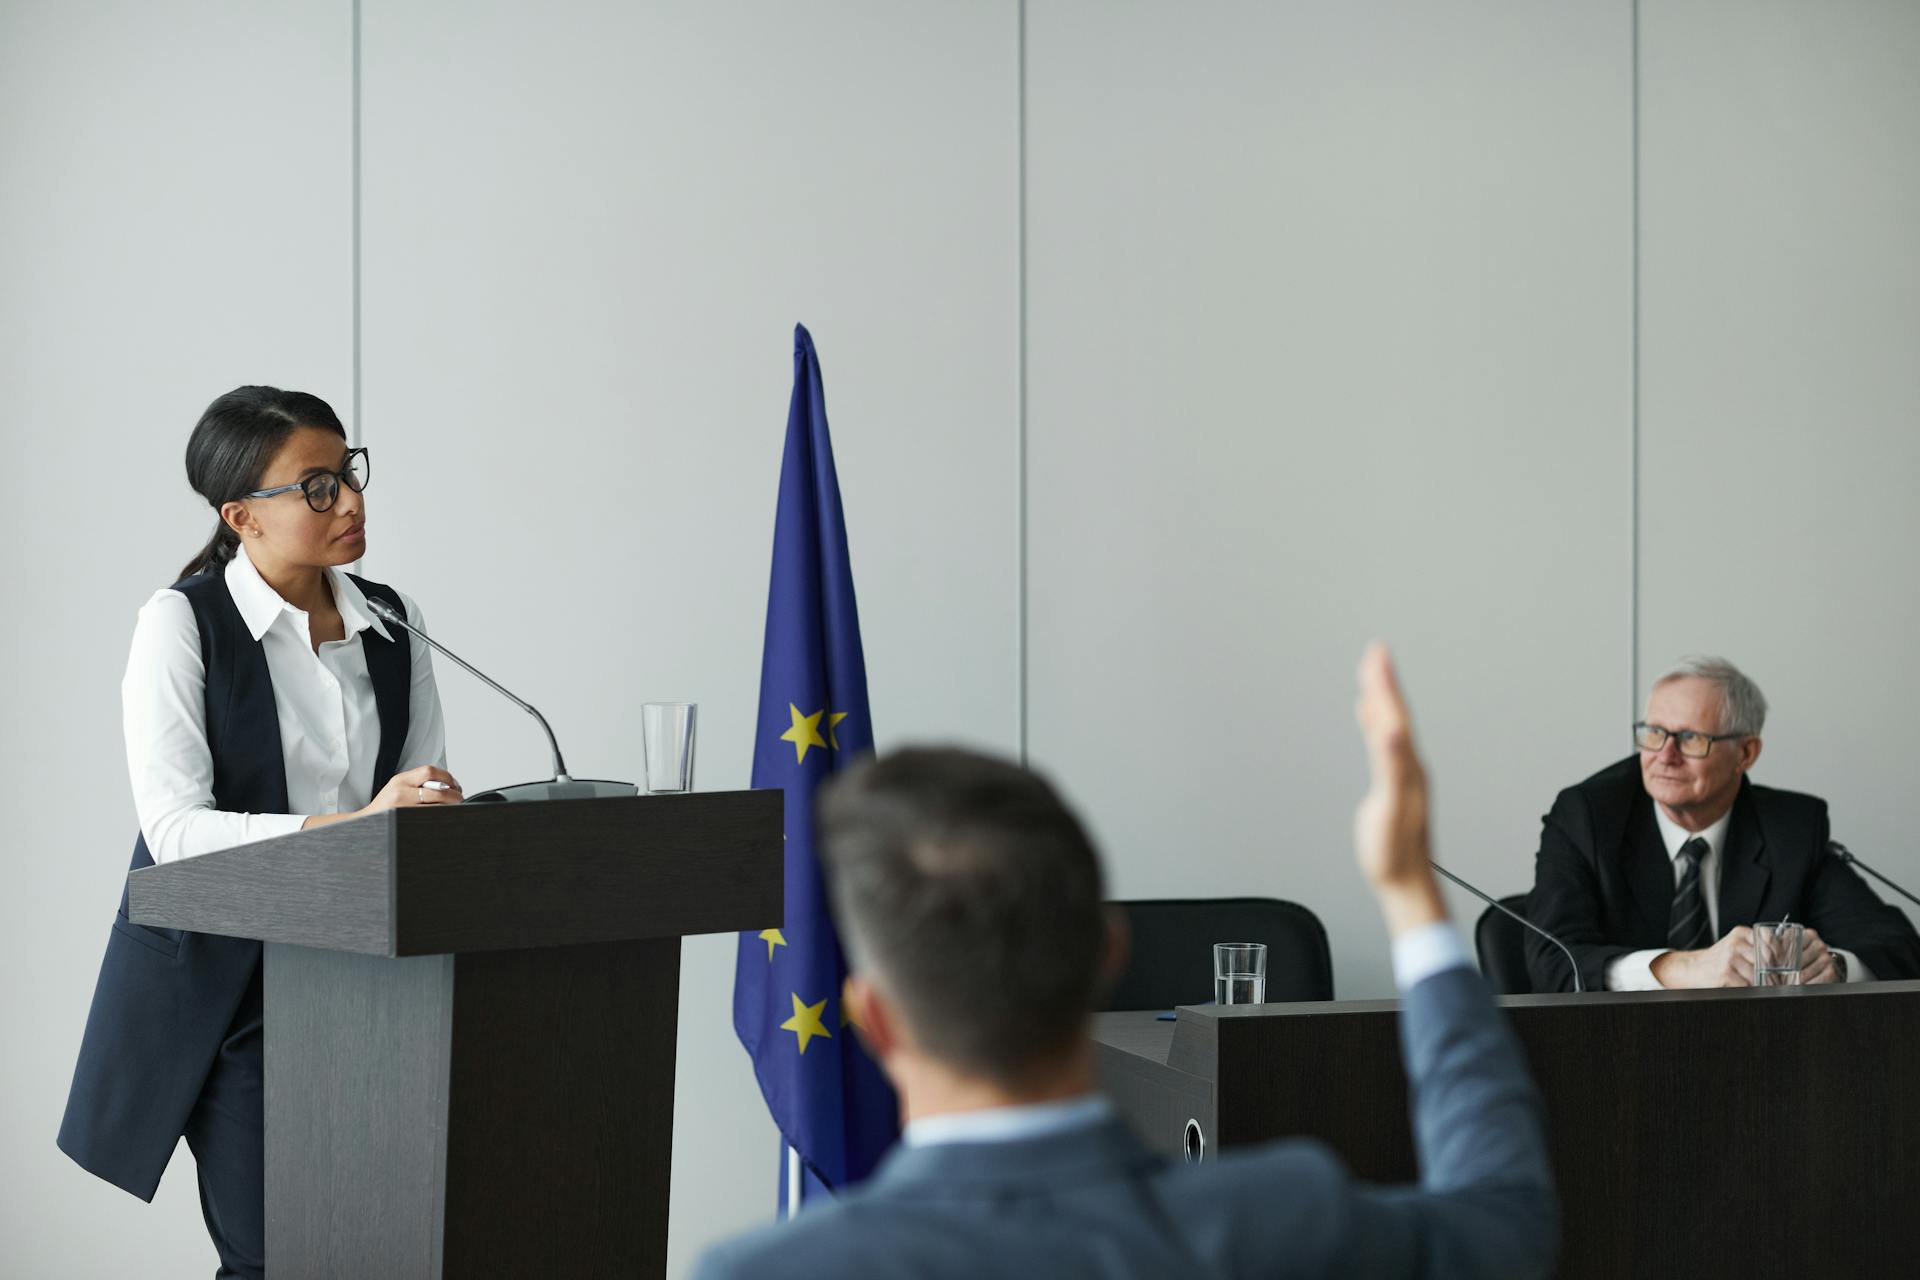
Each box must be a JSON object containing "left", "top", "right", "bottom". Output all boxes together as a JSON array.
[
  {"left": 1475, "top": 894, "right": 1534, "bottom": 995},
  {"left": 1103, "top": 897, "right": 1334, "bottom": 1009}
]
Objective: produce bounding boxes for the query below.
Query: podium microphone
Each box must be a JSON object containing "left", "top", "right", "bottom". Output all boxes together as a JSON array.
[
  {"left": 1430, "top": 861, "right": 1584, "bottom": 994},
  {"left": 1829, "top": 841, "right": 1920, "bottom": 911},
  {"left": 366, "top": 596, "right": 636, "bottom": 803}
]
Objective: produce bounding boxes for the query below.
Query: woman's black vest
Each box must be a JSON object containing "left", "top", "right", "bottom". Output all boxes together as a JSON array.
[{"left": 57, "top": 568, "right": 411, "bottom": 1200}]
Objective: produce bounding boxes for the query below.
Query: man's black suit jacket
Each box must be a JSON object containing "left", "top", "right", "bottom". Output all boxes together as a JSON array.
[{"left": 1525, "top": 756, "right": 1920, "bottom": 993}]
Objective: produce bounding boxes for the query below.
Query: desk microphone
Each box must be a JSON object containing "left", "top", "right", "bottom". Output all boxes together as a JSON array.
[
  {"left": 366, "top": 596, "right": 636, "bottom": 803},
  {"left": 1829, "top": 841, "right": 1920, "bottom": 911},
  {"left": 1429, "top": 861, "right": 1584, "bottom": 994}
]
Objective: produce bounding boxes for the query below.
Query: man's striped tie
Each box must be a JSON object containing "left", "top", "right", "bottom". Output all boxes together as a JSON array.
[{"left": 1668, "top": 837, "right": 1713, "bottom": 951}]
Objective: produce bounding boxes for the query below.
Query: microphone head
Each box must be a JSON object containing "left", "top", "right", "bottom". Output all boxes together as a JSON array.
[{"left": 365, "top": 596, "right": 402, "bottom": 623}]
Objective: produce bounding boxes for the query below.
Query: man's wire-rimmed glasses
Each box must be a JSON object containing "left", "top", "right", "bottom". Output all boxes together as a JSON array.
[
  {"left": 1633, "top": 721, "right": 1743, "bottom": 759},
  {"left": 244, "top": 447, "right": 369, "bottom": 513}
]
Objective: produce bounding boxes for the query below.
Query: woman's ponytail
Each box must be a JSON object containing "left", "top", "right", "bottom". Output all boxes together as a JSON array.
[{"left": 177, "top": 520, "right": 242, "bottom": 581}]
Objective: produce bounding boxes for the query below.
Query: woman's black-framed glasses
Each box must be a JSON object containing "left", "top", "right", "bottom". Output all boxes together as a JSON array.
[
  {"left": 1632, "top": 721, "right": 1743, "bottom": 759},
  {"left": 245, "top": 447, "right": 370, "bottom": 513}
]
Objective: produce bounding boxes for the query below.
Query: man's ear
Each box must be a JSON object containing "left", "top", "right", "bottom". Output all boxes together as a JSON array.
[
  {"left": 1738, "top": 735, "right": 1763, "bottom": 775},
  {"left": 845, "top": 973, "right": 898, "bottom": 1061}
]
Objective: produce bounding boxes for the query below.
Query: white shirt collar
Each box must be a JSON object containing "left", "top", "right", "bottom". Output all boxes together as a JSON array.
[
  {"left": 330, "top": 566, "right": 391, "bottom": 642},
  {"left": 902, "top": 1094, "right": 1112, "bottom": 1149},
  {"left": 1652, "top": 800, "right": 1733, "bottom": 863},
  {"left": 225, "top": 542, "right": 391, "bottom": 644}
]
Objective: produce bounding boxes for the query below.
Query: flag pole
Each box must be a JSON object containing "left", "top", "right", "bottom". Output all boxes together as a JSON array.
[{"left": 784, "top": 1144, "right": 802, "bottom": 1220}]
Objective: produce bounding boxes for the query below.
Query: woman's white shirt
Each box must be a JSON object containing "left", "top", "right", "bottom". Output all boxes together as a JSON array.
[{"left": 123, "top": 543, "right": 448, "bottom": 864}]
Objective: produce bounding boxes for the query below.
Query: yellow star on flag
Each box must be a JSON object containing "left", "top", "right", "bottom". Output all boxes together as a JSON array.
[
  {"left": 780, "top": 993, "right": 832, "bottom": 1055},
  {"left": 759, "top": 928, "right": 787, "bottom": 962},
  {"left": 780, "top": 703, "right": 828, "bottom": 764},
  {"left": 840, "top": 976, "right": 863, "bottom": 1030},
  {"left": 826, "top": 711, "right": 850, "bottom": 750}
]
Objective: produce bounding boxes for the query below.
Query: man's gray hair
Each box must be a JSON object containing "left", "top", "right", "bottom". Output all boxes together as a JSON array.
[{"left": 1652, "top": 656, "right": 1768, "bottom": 736}]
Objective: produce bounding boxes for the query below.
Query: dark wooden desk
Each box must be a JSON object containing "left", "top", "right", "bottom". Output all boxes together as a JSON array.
[{"left": 1094, "top": 980, "right": 1920, "bottom": 1279}]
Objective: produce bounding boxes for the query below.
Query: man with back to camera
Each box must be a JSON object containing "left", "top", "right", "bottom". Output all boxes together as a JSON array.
[
  {"left": 696, "top": 646, "right": 1557, "bottom": 1279},
  {"left": 1525, "top": 656, "right": 1920, "bottom": 993}
]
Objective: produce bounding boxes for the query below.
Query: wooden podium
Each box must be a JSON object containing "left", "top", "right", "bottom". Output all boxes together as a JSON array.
[
  {"left": 128, "top": 792, "right": 782, "bottom": 1280},
  {"left": 1094, "top": 981, "right": 1920, "bottom": 1278}
]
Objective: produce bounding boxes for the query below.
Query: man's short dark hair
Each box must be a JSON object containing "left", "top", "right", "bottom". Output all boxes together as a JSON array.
[{"left": 817, "top": 747, "right": 1109, "bottom": 1085}]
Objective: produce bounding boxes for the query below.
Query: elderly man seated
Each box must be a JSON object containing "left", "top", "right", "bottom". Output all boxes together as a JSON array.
[{"left": 1527, "top": 657, "right": 1920, "bottom": 992}]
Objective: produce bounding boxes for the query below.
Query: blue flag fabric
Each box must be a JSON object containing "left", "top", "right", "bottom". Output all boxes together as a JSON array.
[{"left": 733, "top": 324, "right": 899, "bottom": 1202}]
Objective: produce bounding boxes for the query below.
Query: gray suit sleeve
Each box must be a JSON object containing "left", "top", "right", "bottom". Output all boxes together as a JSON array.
[{"left": 1335, "top": 966, "right": 1557, "bottom": 1278}]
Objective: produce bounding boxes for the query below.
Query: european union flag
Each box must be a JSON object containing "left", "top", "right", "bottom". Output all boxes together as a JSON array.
[{"left": 733, "top": 324, "right": 899, "bottom": 1205}]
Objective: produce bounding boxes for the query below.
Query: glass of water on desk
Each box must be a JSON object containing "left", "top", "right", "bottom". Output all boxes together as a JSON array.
[
  {"left": 1214, "top": 943, "right": 1267, "bottom": 1005},
  {"left": 1753, "top": 921, "right": 1804, "bottom": 986}
]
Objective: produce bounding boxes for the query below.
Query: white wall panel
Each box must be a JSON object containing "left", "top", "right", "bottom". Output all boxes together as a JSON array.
[
  {"left": 1025, "top": 0, "right": 1633, "bottom": 997},
  {"left": 358, "top": 3, "right": 1018, "bottom": 1271},
  {"left": 0, "top": 2, "right": 350, "bottom": 1274},
  {"left": 1639, "top": 0, "right": 1920, "bottom": 917}
]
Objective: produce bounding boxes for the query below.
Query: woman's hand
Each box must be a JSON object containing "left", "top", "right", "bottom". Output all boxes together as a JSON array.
[
  {"left": 299, "top": 765, "right": 464, "bottom": 830},
  {"left": 364, "top": 765, "right": 464, "bottom": 813}
]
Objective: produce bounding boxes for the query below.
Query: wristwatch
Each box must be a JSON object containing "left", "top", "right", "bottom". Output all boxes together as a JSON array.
[{"left": 1833, "top": 952, "right": 1848, "bottom": 982}]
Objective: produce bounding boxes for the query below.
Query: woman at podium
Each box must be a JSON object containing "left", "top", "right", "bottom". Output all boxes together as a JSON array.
[{"left": 57, "top": 386, "right": 462, "bottom": 1279}]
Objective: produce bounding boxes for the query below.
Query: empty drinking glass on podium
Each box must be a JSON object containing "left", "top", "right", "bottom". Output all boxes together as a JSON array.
[{"left": 642, "top": 702, "right": 696, "bottom": 794}]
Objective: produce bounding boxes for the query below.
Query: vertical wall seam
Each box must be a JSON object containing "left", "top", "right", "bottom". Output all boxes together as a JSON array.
[
  {"left": 1016, "top": 0, "right": 1030, "bottom": 766},
  {"left": 1630, "top": 0, "right": 1642, "bottom": 713},
  {"left": 351, "top": 0, "right": 363, "bottom": 450}
]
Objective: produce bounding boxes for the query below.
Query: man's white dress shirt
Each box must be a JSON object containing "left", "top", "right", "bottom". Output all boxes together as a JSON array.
[
  {"left": 122, "top": 543, "right": 447, "bottom": 864},
  {"left": 1605, "top": 803, "right": 1870, "bottom": 989}
]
